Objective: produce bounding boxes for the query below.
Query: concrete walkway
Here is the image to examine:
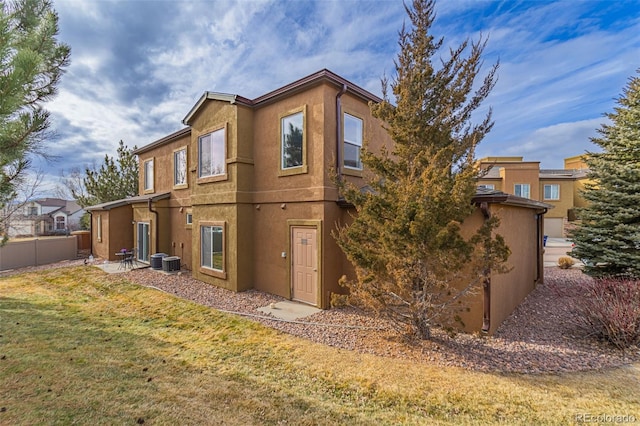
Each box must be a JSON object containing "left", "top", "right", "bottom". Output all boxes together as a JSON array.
[
  {"left": 544, "top": 237, "right": 582, "bottom": 267},
  {"left": 257, "top": 300, "right": 321, "bottom": 321}
]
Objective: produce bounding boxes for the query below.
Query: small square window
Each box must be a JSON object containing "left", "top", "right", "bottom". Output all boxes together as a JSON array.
[
  {"left": 544, "top": 184, "right": 560, "bottom": 200},
  {"left": 514, "top": 183, "right": 530, "bottom": 198}
]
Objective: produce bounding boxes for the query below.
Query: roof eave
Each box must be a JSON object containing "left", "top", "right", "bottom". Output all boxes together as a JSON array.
[
  {"left": 85, "top": 192, "right": 171, "bottom": 211},
  {"left": 133, "top": 127, "right": 192, "bottom": 155},
  {"left": 181, "top": 92, "right": 253, "bottom": 126}
]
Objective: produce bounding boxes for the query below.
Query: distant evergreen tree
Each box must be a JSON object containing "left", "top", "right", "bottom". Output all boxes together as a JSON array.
[
  {"left": 570, "top": 70, "right": 640, "bottom": 278},
  {"left": 69, "top": 140, "right": 139, "bottom": 208},
  {"left": 334, "top": 0, "right": 509, "bottom": 339}
]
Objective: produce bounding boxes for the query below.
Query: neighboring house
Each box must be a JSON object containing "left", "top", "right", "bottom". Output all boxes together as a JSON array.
[
  {"left": 477, "top": 156, "right": 590, "bottom": 237},
  {"left": 6, "top": 198, "right": 84, "bottom": 237},
  {"left": 87, "top": 69, "right": 551, "bottom": 335}
]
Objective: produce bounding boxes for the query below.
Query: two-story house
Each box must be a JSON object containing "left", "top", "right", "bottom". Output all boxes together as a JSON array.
[
  {"left": 6, "top": 198, "right": 84, "bottom": 237},
  {"left": 477, "top": 156, "right": 590, "bottom": 237},
  {"left": 87, "top": 69, "right": 552, "bottom": 335}
]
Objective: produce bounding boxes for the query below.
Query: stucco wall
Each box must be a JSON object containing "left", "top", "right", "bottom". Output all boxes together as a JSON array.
[
  {"left": 500, "top": 163, "right": 540, "bottom": 200},
  {"left": 456, "top": 204, "right": 541, "bottom": 334},
  {"left": 538, "top": 178, "right": 574, "bottom": 219}
]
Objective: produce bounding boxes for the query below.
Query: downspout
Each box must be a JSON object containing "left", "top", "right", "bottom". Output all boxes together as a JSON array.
[
  {"left": 88, "top": 211, "right": 93, "bottom": 257},
  {"left": 335, "top": 84, "right": 348, "bottom": 184},
  {"left": 536, "top": 208, "right": 548, "bottom": 285},
  {"left": 479, "top": 202, "right": 491, "bottom": 334},
  {"left": 148, "top": 198, "right": 158, "bottom": 254}
]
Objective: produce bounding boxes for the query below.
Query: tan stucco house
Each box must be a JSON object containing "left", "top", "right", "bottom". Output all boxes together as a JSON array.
[
  {"left": 87, "top": 69, "right": 551, "bottom": 334},
  {"left": 477, "top": 155, "right": 590, "bottom": 238}
]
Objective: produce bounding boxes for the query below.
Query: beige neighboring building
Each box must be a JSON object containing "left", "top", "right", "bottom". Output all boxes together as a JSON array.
[
  {"left": 6, "top": 198, "right": 84, "bottom": 237},
  {"left": 477, "top": 155, "right": 590, "bottom": 238},
  {"left": 87, "top": 69, "right": 552, "bottom": 335}
]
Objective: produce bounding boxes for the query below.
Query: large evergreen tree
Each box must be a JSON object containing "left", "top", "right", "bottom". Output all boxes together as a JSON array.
[
  {"left": 570, "top": 70, "right": 640, "bottom": 278},
  {"left": 335, "top": 0, "right": 509, "bottom": 339},
  {"left": 0, "top": 0, "right": 70, "bottom": 235},
  {"left": 66, "top": 140, "right": 139, "bottom": 208}
]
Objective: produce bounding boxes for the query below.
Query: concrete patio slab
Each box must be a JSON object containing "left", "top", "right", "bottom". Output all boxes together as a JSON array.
[
  {"left": 257, "top": 300, "right": 321, "bottom": 321},
  {"left": 93, "top": 261, "right": 147, "bottom": 274}
]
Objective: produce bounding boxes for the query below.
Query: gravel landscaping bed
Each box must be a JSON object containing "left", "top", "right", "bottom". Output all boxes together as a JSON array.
[{"left": 4, "top": 260, "right": 639, "bottom": 374}]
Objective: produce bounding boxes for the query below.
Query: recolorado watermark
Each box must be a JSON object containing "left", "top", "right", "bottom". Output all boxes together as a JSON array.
[{"left": 575, "top": 413, "right": 637, "bottom": 424}]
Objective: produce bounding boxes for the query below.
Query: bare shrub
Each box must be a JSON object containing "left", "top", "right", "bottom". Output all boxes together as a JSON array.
[
  {"left": 557, "top": 256, "right": 575, "bottom": 269},
  {"left": 571, "top": 277, "right": 640, "bottom": 349}
]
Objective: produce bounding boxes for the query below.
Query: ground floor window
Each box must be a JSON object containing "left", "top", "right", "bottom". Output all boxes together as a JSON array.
[
  {"left": 55, "top": 216, "right": 66, "bottom": 230},
  {"left": 201, "top": 223, "right": 224, "bottom": 272}
]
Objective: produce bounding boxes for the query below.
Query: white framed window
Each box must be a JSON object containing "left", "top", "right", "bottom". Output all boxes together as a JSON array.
[
  {"left": 143, "top": 158, "right": 154, "bottom": 192},
  {"left": 186, "top": 212, "right": 193, "bottom": 225},
  {"left": 198, "top": 128, "right": 226, "bottom": 178},
  {"left": 478, "top": 184, "right": 495, "bottom": 190},
  {"left": 344, "top": 113, "right": 363, "bottom": 169},
  {"left": 55, "top": 216, "right": 65, "bottom": 230},
  {"left": 201, "top": 223, "right": 225, "bottom": 274},
  {"left": 281, "top": 111, "right": 304, "bottom": 170},
  {"left": 544, "top": 184, "right": 560, "bottom": 200},
  {"left": 174, "top": 147, "right": 187, "bottom": 187},
  {"left": 514, "top": 183, "right": 530, "bottom": 198}
]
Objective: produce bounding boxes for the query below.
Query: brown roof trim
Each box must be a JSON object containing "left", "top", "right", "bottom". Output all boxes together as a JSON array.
[
  {"left": 251, "top": 69, "right": 383, "bottom": 106},
  {"left": 133, "top": 128, "right": 191, "bottom": 155},
  {"left": 181, "top": 92, "right": 253, "bottom": 125},
  {"left": 182, "top": 69, "right": 383, "bottom": 126},
  {"left": 86, "top": 192, "right": 171, "bottom": 211},
  {"left": 472, "top": 189, "right": 553, "bottom": 211}
]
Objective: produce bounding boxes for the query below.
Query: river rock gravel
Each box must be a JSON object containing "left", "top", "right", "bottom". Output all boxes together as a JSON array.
[
  {"left": 124, "top": 266, "right": 640, "bottom": 374},
  {"left": 4, "top": 260, "right": 639, "bottom": 374}
]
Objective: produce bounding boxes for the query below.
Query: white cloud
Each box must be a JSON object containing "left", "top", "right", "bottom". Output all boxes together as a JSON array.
[{"left": 30, "top": 0, "right": 640, "bottom": 197}]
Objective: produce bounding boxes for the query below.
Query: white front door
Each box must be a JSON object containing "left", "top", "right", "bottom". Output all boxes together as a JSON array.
[{"left": 291, "top": 226, "right": 318, "bottom": 305}]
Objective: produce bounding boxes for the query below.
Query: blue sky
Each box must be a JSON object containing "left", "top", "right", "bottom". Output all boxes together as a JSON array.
[{"left": 33, "top": 0, "right": 640, "bottom": 197}]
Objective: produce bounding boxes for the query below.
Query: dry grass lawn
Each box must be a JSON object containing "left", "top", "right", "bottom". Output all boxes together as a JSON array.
[{"left": 1, "top": 266, "right": 638, "bottom": 425}]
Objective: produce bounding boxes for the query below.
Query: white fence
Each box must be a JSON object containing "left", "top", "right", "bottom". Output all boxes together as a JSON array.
[{"left": 0, "top": 237, "right": 78, "bottom": 272}]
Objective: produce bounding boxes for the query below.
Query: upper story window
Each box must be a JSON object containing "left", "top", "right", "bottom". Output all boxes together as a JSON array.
[
  {"left": 143, "top": 158, "right": 154, "bottom": 192},
  {"left": 544, "top": 184, "right": 560, "bottom": 200},
  {"left": 28, "top": 206, "right": 38, "bottom": 216},
  {"left": 174, "top": 147, "right": 187, "bottom": 187},
  {"left": 199, "top": 128, "right": 226, "bottom": 178},
  {"left": 478, "top": 184, "right": 495, "bottom": 190},
  {"left": 344, "top": 113, "right": 363, "bottom": 170},
  {"left": 514, "top": 183, "right": 530, "bottom": 199},
  {"left": 279, "top": 107, "right": 307, "bottom": 175}
]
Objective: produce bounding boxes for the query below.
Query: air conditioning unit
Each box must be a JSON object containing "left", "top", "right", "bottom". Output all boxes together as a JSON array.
[
  {"left": 162, "top": 256, "right": 180, "bottom": 272},
  {"left": 150, "top": 253, "right": 167, "bottom": 270}
]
